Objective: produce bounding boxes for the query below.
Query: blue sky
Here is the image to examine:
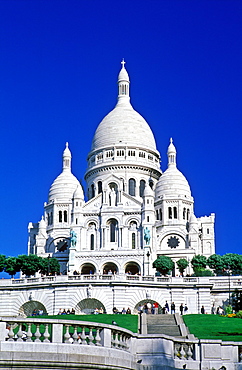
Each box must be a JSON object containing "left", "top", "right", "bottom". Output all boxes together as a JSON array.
[{"left": 0, "top": 0, "right": 241, "bottom": 260}]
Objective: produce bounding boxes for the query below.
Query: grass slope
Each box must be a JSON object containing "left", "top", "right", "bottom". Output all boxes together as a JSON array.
[
  {"left": 40, "top": 314, "right": 138, "bottom": 333},
  {"left": 183, "top": 314, "right": 242, "bottom": 341}
]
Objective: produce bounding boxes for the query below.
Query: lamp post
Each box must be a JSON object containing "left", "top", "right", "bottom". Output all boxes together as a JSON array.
[
  {"left": 228, "top": 267, "right": 231, "bottom": 306},
  {"left": 47, "top": 254, "right": 51, "bottom": 276}
]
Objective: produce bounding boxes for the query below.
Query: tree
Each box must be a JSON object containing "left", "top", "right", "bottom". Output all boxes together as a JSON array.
[
  {"left": 153, "top": 256, "right": 174, "bottom": 276},
  {"left": 222, "top": 253, "right": 242, "bottom": 275},
  {"left": 191, "top": 255, "right": 207, "bottom": 270},
  {"left": 4, "top": 257, "right": 20, "bottom": 278},
  {"left": 0, "top": 255, "right": 6, "bottom": 272},
  {"left": 176, "top": 258, "right": 189, "bottom": 276},
  {"left": 39, "top": 257, "right": 60, "bottom": 275},
  {"left": 207, "top": 254, "right": 224, "bottom": 275},
  {"left": 17, "top": 254, "right": 42, "bottom": 276},
  {"left": 191, "top": 255, "right": 208, "bottom": 276}
]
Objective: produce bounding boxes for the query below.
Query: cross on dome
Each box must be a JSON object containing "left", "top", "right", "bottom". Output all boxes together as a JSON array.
[{"left": 121, "top": 59, "right": 126, "bottom": 68}]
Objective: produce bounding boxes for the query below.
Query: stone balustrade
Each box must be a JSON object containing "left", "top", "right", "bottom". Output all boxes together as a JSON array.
[
  {"left": 3, "top": 274, "right": 242, "bottom": 288},
  {"left": 0, "top": 317, "right": 132, "bottom": 351}
]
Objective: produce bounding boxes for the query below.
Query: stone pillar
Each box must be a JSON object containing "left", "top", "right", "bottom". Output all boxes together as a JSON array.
[
  {"left": 52, "top": 323, "right": 63, "bottom": 343},
  {"left": 100, "top": 328, "right": 111, "bottom": 347}
]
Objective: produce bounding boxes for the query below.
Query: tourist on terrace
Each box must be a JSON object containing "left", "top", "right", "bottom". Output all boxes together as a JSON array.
[
  {"left": 171, "top": 302, "right": 175, "bottom": 314},
  {"left": 165, "top": 301, "right": 169, "bottom": 313}
]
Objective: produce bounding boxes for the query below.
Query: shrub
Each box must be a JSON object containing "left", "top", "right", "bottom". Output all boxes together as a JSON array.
[{"left": 236, "top": 311, "right": 242, "bottom": 319}]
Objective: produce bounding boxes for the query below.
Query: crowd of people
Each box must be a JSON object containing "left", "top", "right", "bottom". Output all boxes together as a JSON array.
[
  {"left": 32, "top": 309, "right": 46, "bottom": 316},
  {"left": 112, "top": 307, "right": 132, "bottom": 314},
  {"left": 32, "top": 303, "right": 226, "bottom": 317},
  {"left": 57, "top": 308, "right": 76, "bottom": 315}
]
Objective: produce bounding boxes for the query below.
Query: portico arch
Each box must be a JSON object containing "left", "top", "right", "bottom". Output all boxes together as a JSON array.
[
  {"left": 77, "top": 298, "right": 106, "bottom": 314},
  {"left": 19, "top": 301, "right": 47, "bottom": 317},
  {"left": 102, "top": 262, "right": 118, "bottom": 275},
  {"left": 125, "top": 262, "right": 141, "bottom": 275},
  {"left": 134, "top": 299, "right": 162, "bottom": 314},
  {"left": 81, "top": 263, "right": 96, "bottom": 275}
]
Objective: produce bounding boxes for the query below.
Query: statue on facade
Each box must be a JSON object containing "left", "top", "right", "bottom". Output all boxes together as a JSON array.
[
  {"left": 109, "top": 188, "right": 116, "bottom": 206},
  {"left": 144, "top": 227, "right": 151, "bottom": 245},
  {"left": 70, "top": 229, "right": 77, "bottom": 247}
]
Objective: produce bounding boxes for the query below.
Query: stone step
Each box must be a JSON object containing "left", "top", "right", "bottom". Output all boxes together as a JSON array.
[
  {"left": 147, "top": 325, "right": 181, "bottom": 336},
  {"left": 146, "top": 314, "right": 183, "bottom": 337},
  {"left": 147, "top": 315, "right": 176, "bottom": 323}
]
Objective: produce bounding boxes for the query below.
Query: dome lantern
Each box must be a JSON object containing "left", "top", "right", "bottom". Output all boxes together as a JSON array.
[
  {"left": 63, "top": 142, "right": 71, "bottom": 172},
  {"left": 117, "top": 59, "right": 130, "bottom": 103},
  {"left": 167, "top": 138, "right": 177, "bottom": 168}
]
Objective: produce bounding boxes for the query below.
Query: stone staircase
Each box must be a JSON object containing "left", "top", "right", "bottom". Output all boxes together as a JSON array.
[{"left": 145, "top": 313, "right": 187, "bottom": 338}]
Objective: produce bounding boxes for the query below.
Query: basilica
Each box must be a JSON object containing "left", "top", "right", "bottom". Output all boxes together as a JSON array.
[{"left": 28, "top": 61, "right": 215, "bottom": 277}]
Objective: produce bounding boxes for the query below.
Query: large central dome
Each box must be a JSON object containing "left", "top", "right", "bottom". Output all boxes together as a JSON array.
[
  {"left": 91, "top": 103, "right": 157, "bottom": 151},
  {"left": 91, "top": 61, "right": 157, "bottom": 152}
]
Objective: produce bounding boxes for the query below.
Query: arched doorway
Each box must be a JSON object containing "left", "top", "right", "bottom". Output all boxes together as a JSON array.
[
  {"left": 19, "top": 301, "right": 47, "bottom": 317},
  {"left": 134, "top": 299, "right": 162, "bottom": 314},
  {"left": 102, "top": 262, "right": 118, "bottom": 275},
  {"left": 81, "top": 263, "right": 96, "bottom": 275},
  {"left": 125, "top": 262, "right": 140, "bottom": 275},
  {"left": 77, "top": 298, "right": 106, "bottom": 314}
]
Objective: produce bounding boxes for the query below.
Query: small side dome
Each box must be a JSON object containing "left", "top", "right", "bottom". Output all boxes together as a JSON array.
[
  {"left": 155, "top": 139, "right": 192, "bottom": 199},
  {"left": 48, "top": 144, "right": 80, "bottom": 202},
  {"left": 73, "top": 184, "right": 84, "bottom": 199},
  {"left": 49, "top": 172, "right": 80, "bottom": 202},
  {"left": 143, "top": 184, "right": 154, "bottom": 197},
  {"left": 155, "top": 167, "right": 191, "bottom": 198}
]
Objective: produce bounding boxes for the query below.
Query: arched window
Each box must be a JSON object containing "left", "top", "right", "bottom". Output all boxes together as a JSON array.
[
  {"left": 168, "top": 207, "right": 172, "bottom": 219},
  {"left": 156, "top": 210, "right": 159, "bottom": 220},
  {"left": 110, "top": 220, "right": 117, "bottom": 242},
  {"left": 98, "top": 181, "right": 102, "bottom": 194},
  {"left": 187, "top": 209, "right": 190, "bottom": 220},
  {"left": 64, "top": 210, "right": 67, "bottom": 222},
  {"left": 59, "top": 211, "right": 62, "bottom": 222},
  {"left": 139, "top": 180, "right": 145, "bottom": 197},
  {"left": 183, "top": 208, "right": 186, "bottom": 220},
  {"left": 91, "top": 184, "right": 95, "bottom": 198},
  {"left": 132, "top": 233, "right": 136, "bottom": 249},
  {"left": 129, "top": 178, "right": 136, "bottom": 196},
  {"left": 173, "top": 207, "right": 177, "bottom": 219},
  {"left": 90, "top": 234, "right": 94, "bottom": 250}
]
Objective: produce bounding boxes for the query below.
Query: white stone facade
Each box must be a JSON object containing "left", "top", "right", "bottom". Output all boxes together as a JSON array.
[{"left": 28, "top": 61, "right": 215, "bottom": 277}]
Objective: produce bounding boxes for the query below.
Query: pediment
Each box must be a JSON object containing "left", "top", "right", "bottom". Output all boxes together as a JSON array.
[{"left": 83, "top": 193, "right": 102, "bottom": 211}]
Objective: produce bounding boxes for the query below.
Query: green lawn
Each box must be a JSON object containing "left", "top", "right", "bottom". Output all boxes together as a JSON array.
[
  {"left": 40, "top": 314, "right": 138, "bottom": 333},
  {"left": 183, "top": 314, "right": 242, "bottom": 341}
]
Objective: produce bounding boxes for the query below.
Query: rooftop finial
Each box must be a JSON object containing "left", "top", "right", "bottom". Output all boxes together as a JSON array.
[
  {"left": 167, "top": 138, "right": 177, "bottom": 167},
  {"left": 121, "top": 59, "right": 126, "bottom": 69}
]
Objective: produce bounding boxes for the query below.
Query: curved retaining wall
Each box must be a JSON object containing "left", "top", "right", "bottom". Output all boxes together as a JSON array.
[{"left": 0, "top": 317, "right": 242, "bottom": 370}]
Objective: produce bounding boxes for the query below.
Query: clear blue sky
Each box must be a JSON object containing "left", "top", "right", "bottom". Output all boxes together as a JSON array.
[{"left": 0, "top": 0, "right": 241, "bottom": 259}]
